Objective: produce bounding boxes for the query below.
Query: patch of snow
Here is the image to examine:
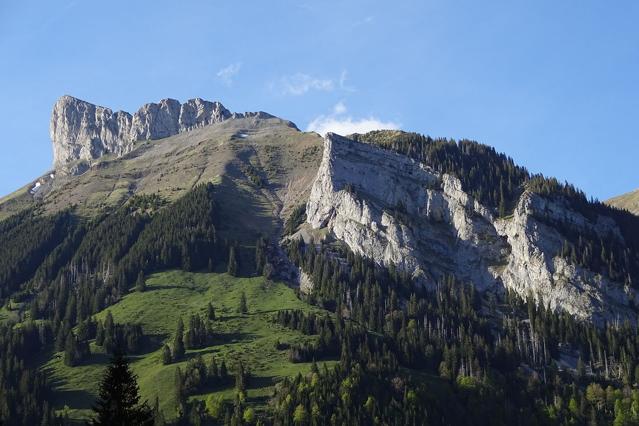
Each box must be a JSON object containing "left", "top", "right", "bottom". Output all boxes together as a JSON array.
[{"left": 30, "top": 182, "right": 42, "bottom": 194}]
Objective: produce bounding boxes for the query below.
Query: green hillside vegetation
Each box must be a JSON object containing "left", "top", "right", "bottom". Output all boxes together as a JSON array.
[{"left": 43, "top": 270, "right": 332, "bottom": 422}]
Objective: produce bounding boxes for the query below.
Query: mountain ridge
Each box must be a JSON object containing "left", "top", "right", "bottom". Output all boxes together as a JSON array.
[
  {"left": 3, "top": 96, "right": 639, "bottom": 424},
  {"left": 2, "top": 96, "right": 638, "bottom": 325},
  {"left": 50, "top": 95, "right": 293, "bottom": 174}
]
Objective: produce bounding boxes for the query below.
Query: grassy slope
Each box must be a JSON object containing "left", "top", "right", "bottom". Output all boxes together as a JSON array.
[
  {"left": 607, "top": 189, "right": 639, "bottom": 216},
  {"left": 0, "top": 183, "right": 34, "bottom": 221},
  {"left": 0, "top": 118, "right": 322, "bottom": 222},
  {"left": 43, "top": 270, "right": 332, "bottom": 422}
]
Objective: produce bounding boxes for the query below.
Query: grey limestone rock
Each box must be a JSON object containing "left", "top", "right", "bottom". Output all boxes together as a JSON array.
[
  {"left": 306, "top": 133, "right": 636, "bottom": 323},
  {"left": 50, "top": 95, "right": 235, "bottom": 171}
]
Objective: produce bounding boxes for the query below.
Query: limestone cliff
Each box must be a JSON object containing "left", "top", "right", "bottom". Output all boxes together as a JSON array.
[
  {"left": 50, "top": 95, "right": 278, "bottom": 171},
  {"left": 306, "top": 133, "right": 637, "bottom": 323}
]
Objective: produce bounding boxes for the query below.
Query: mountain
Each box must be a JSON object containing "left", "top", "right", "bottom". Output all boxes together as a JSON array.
[
  {"left": 2, "top": 95, "right": 639, "bottom": 425},
  {"left": 304, "top": 133, "right": 637, "bottom": 323},
  {"left": 608, "top": 188, "right": 639, "bottom": 215},
  {"left": 2, "top": 96, "right": 314, "bottom": 225},
  {"left": 50, "top": 95, "right": 287, "bottom": 174}
]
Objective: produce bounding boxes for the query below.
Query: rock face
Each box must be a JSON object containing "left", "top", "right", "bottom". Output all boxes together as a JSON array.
[
  {"left": 50, "top": 96, "right": 275, "bottom": 171},
  {"left": 494, "top": 192, "right": 635, "bottom": 323},
  {"left": 306, "top": 133, "right": 637, "bottom": 323}
]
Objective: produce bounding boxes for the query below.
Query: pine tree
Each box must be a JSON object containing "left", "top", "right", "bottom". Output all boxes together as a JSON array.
[
  {"left": 220, "top": 359, "right": 228, "bottom": 382},
  {"left": 90, "top": 352, "right": 153, "bottom": 425},
  {"left": 238, "top": 291, "right": 248, "bottom": 314},
  {"left": 293, "top": 404, "right": 308, "bottom": 424},
  {"left": 29, "top": 300, "right": 39, "bottom": 320},
  {"left": 104, "top": 311, "right": 115, "bottom": 340},
  {"left": 227, "top": 246, "right": 238, "bottom": 276},
  {"left": 208, "top": 356, "right": 219, "bottom": 380},
  {"left": 207, "top": 302, "right": 216, "bottom": 320},
  {"left": 55, "top": 325, "right": 68, "bottom": 352},
  {"left": 152, "top": 396, "right": 166, "bottom": 426},
  {"left": 135, "top": 271, "right": 146, "bottom": 292},
  {"left": 256, "top": 238, "right": 266, "bottom": 276},
  {"left": 174, "top": 367, "right": 186, "bottom": 417},
  {"left": 173, "top": 318, "right": 185, "bottom": 361},
  {"left": 161, "top": 344, "right": 172, "bottom": 365},
  {"left": 96, "top": 321, "right": 105, "bottom": 346},
  {"left": 235, "top": 360, "right": 246, "bottom": 392},
  {"left": 64, "top": 333, "right": 78, "bottom": 367},
  {"left": 498, "top": 180, "right": 506, "bottom": 218},
  {"left": 77, "top": 319, "right": 89, "bottom": 341}
]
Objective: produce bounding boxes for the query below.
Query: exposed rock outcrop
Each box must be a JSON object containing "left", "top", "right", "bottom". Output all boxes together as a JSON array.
[
  {"left": 306, "top": 133, "right": 636, "bottom": 323},
  {"left": 495, "top": 192, "right": 635, "bottom": 323},
  {"left": 50, "top": 95, "right": 281, "bottom": 172}
]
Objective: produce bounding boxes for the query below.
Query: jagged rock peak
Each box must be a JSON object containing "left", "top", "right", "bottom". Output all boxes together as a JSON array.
[{"left": 50, "top": 95, "right": 276, "bottom": 170}]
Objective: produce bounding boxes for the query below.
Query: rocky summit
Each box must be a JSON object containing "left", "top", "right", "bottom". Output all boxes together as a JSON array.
[{"left": 50, "top": 95, "right": 277, "bottom": 173}]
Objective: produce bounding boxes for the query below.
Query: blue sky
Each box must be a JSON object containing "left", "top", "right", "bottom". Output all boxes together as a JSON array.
[{"left": 0, "top": 0, "right": 637, "bottom": 200}]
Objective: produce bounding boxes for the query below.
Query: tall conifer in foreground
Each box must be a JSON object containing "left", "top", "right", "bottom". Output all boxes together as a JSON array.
[{"left": 91, "top": 351, "right": 154, "bottom": 425}]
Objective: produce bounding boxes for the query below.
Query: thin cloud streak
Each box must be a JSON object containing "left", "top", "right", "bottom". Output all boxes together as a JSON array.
[
  {"left": 276, "top": 73, "right": 334, "bottom": 96},
  {"left": 216, "top": 62, "right": 242, "bottom": 86}
]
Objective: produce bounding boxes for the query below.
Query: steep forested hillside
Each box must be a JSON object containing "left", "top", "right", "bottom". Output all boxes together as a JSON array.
[{"left": 353, "top": 130, "right": 639, "bottom": 292}]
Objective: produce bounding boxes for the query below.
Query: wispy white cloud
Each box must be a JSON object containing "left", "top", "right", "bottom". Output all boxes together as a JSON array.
[
  {"left": 272, "top": 70, "right": 355, "bottom": 96},
  {"left": 338, "top": 70, "right": 355, "bottom": 92},
  {"left": 276, "top": 73, "right": 335, "bottom": 96},
  {"left": 353, "top": 15, "right": 375, "bottom": 27},
  {"left": 307, "top": 102, "right": 400, "bottom": 136},
  {"left": 216, "top": 62, "right": 242, "bottom": 86}
]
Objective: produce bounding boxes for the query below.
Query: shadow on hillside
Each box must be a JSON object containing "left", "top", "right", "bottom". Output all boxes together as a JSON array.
[
  {"left": 248, "top": 395, "right": 271, "bottom": 406},
  {"left": 182, "top": 347, "right": 222, "bottom": 359},
  {"left": 53, "top": 388, "right": 95, "bottom": 410},
  {"left": 219, "top": 309, "right": 302, "bottom": 321},
  {"left": 213, "top": 174, "right": 278, "bottom": 246},
  {"left": 193, "top": 375, "right": 278, "bottom": 398},
  {"left": 82, "top": 351, "right": 111, "bottom": 366},
  {"left": 44, "top": 368, "right": 96, "bottom": 411},
  {"left": 146, "top": 284, "right": 194, "bottom": 292},
  {"left": 215, "top": 331, "right": 257, "bottom": 344},
  {"left": 246, "top": 375, "right": 277, "bottom": 390},
  {"left": 136, "top": 335, "right": 166, "bottom": 355}
]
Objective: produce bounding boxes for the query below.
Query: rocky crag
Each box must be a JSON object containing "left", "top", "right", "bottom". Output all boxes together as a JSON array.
[
  {"left": 50, "top": 95, "right": 277, "bottom": 173},
  {"left": 305, "top": 133, "right": 637, "bottom": 323}
]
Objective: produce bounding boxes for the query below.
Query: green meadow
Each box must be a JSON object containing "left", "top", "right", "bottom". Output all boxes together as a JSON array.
[{"left": 43, "top": 270, "right": 333, "bottom": 422}]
